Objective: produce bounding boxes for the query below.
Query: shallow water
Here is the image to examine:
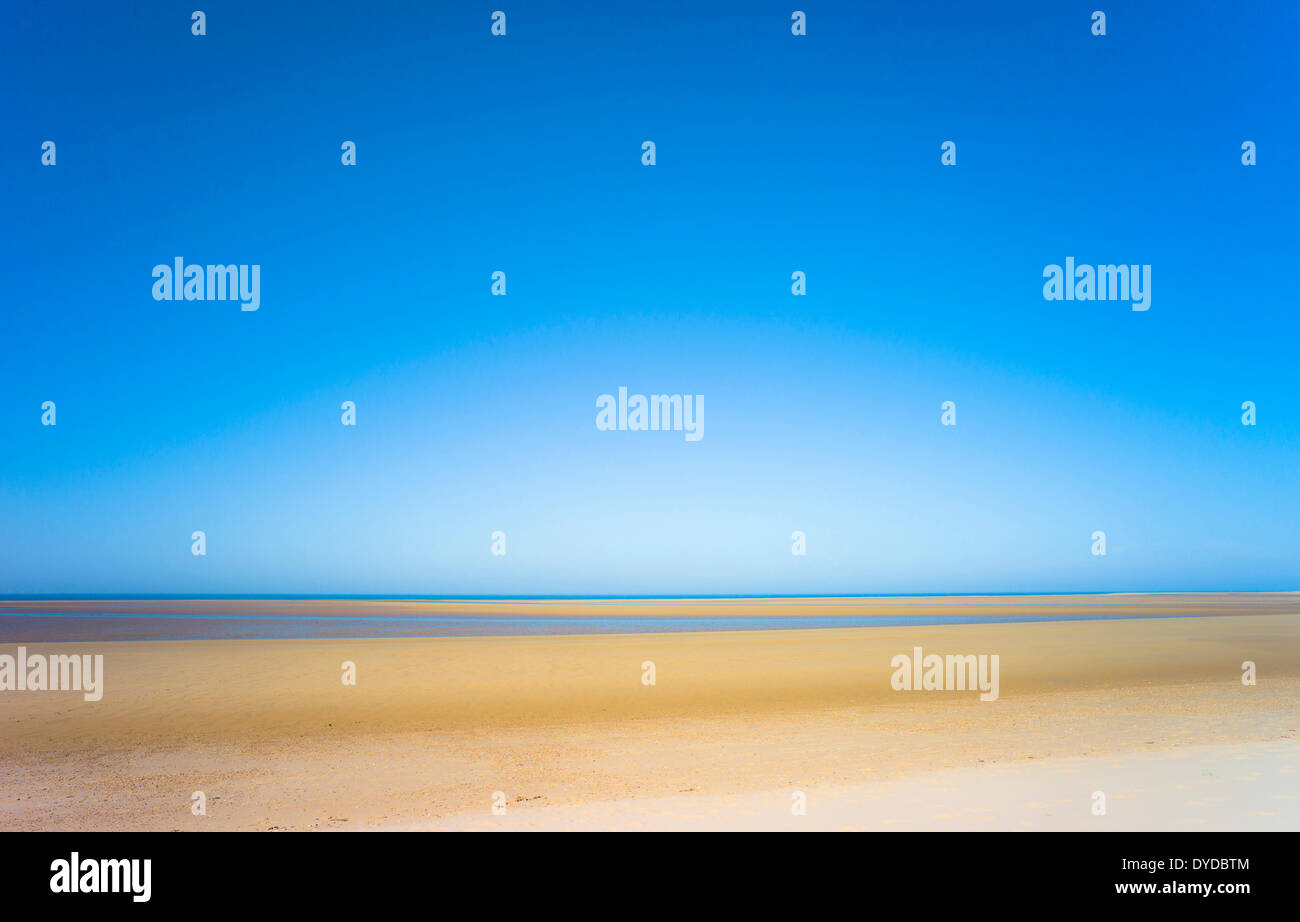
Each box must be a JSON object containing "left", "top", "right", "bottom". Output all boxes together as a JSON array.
[{"left": 0, "top": 612, "right": 1162, "bottom": 642}]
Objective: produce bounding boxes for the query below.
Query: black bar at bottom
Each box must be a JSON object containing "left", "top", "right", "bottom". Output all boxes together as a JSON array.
[{"left": 0, "top": 832, "right": 1283, "bottom": 909}]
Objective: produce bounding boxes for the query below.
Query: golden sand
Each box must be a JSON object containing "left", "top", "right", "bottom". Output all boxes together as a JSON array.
[{"left": 1, "top": 608, "right": 1297, "bottom": 830}]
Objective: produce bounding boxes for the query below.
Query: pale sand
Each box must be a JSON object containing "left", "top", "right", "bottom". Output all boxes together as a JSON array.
[
  {"left": 415, "top": 739, "right": 1300, "bottom": 831},
  {"left": 1, "top": 612, "right": 1297, "bottom": 831}
]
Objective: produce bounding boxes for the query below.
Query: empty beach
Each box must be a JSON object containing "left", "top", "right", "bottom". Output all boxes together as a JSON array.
[{"left": 1, "top": 595, "right": 1297, "bottom": 831}]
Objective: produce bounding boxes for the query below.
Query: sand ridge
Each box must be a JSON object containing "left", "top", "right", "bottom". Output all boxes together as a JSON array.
[{"left": 2, "top": 591, "right": 1298, "bottom": 621}]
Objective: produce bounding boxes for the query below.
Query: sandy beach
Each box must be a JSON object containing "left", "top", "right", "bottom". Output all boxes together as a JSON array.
[
  {"left": 419, "top": 739, "right": 1300, "bottom": 831},
  {"left": 1, "top": 599, "right": 1297, "bottom": 831}
]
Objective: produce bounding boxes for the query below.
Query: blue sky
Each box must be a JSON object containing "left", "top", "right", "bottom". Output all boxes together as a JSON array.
[{"left": 1, "top": 1, "right": 1297, "bottom": 595}]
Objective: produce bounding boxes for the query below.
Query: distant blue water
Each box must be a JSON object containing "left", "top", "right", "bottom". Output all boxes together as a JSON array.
[
  {"left": 0, "top": 592, "right": 1144, "bottom": 599},
  {"left": 0, "top": 612, "right": 1159, "bottom": 642}
]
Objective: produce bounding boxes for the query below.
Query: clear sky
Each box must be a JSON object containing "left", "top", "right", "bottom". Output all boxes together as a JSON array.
[{"left": 1, "top": 1, "right": 1297, "bottom": 595}]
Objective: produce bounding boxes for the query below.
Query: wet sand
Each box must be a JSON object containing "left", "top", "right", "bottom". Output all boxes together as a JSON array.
[
  {"left": 1, "top": 609, "right": 1297, "bottom": 831},
  {"left": 3, "top": 592, "right": 1298, "bottom": 624}
]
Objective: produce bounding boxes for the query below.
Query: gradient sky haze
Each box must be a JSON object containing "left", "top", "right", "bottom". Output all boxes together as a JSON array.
[{"left": 1, "top": 1, "right": 1297, "bottom": 595}]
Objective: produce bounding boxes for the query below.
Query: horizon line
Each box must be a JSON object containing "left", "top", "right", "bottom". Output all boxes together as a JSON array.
[{"left": 3, "top": 589, "right": 1297, "bottom": 603}]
